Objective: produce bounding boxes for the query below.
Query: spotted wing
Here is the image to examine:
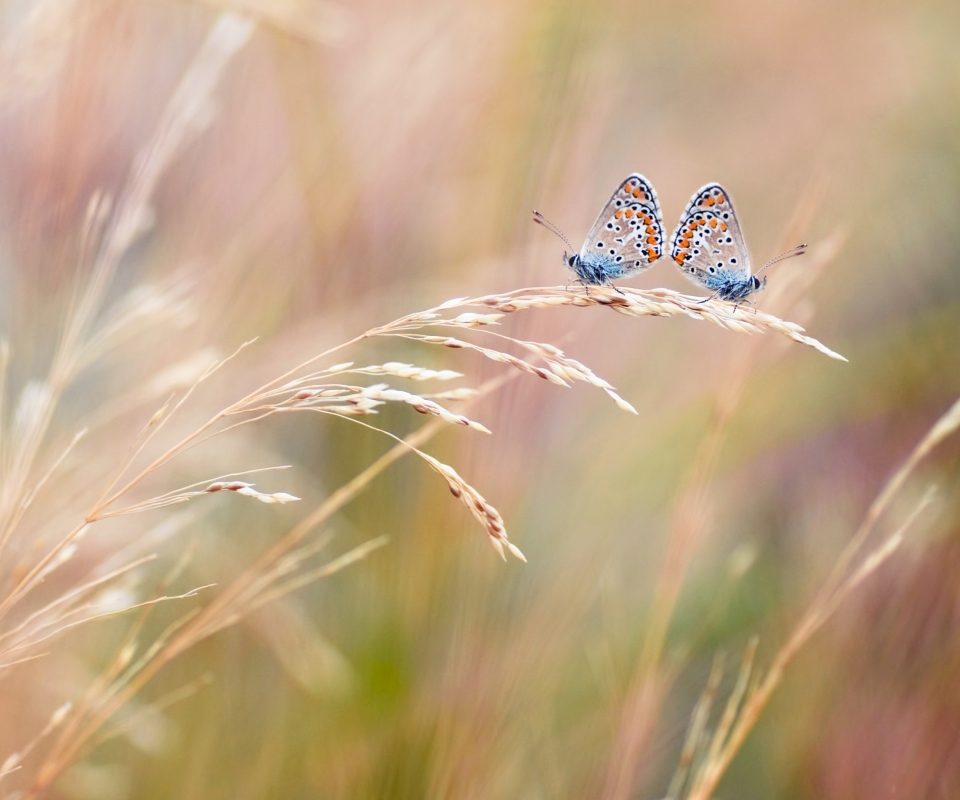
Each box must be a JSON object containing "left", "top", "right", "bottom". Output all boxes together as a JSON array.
[
  {"left": 578, "top": 173, "right": 663, "bottom": 274},
  {"left": 670, "top": 183, "right": 751, "bottom": 289}
]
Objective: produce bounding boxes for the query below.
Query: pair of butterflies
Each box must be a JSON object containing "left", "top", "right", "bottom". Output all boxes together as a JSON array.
[{"left": 534, "top": 174, "right": 805, "bottom": 303}]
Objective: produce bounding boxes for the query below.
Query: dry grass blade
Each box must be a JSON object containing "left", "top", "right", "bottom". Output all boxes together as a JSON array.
[
  {"left": 701, "top": 638, "right": 758, "bottom": 775},
  {"left": 3, "top": 585, "right": 215, "bottom": 654},
  {"left": 0, "top": 555, "right": 155, "bottom": 658},
  {"left": 94, "top": 673, "right": 214, "bottom": 747},
  {"left": 0, "top": 702, "right": 72, "bottom": 785},
  {"left": 0, "top": 11, "right": 258, "bottom": 625},
  {"left": 816, "top": 393, "right": 960, "bottom": 606},
  {"left": 683, "top": 530, "right": 905, "bottom": 800},
  {"left": 240, "top": 536, "right": 391, "bottom": 613},
  {"left": 678, "top": 388, "right": 960, "bottom": 800},
  {"left": 17, "top": 377, "right": 516, "bottom": 795},
  {"left": 316, "top": 411, "right": 522, "bottom": 560},
  {"left": 664, "top": 654, "right": 726, "bottom": 800}
]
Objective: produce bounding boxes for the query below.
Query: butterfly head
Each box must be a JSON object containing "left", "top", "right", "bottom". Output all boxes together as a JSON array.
[{"left": 751, "top": 275, "right": 766, "bottom": 293}]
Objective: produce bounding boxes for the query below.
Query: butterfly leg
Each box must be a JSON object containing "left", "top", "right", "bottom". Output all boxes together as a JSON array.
[
  {"left": 697, "top": 291, "right": 720, "bottom": 305},
  {"left": 574, "top": 276, "right": 593, "bottom": 296},
  {"left": 608, "top": 282, "right": 627, "bottom": 297},
  {"left": 729, "top": 297, "right": 757, "bottom": 315}
]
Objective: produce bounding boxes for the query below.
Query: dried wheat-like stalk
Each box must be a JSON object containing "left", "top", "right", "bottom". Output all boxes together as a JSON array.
[{"left": 464, "top": 285, "right": 846, "bottom": 361}]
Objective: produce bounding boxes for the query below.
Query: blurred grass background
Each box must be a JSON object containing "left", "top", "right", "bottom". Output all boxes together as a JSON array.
[{"left": 1, "top": 0, "right": 960, "bottom": 798}]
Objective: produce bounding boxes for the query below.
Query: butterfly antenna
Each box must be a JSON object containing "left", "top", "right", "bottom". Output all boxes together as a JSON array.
[
  {"left": 532, "top": 210, "right": 575, "bottom": 253},
  {"left": 756, "top": 243, "right": 807, "bottom": 275}
]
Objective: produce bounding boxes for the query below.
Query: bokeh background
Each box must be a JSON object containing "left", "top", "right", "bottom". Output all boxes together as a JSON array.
[{"left": 1, "top": 0, "right": 960, "bottom": 798}]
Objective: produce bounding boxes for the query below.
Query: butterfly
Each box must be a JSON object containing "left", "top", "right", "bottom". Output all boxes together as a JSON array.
[
  {"left": 534, "top": 173, "right": 664, "bottom": 287},
  {"left": 670, "top": 183, "right": 806, "bottom": 304}
]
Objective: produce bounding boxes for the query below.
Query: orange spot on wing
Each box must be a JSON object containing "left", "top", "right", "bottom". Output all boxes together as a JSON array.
[
  {"left": 720, "top": 222, "right": 728, "bottom": 231},
  {"left": 646, "top": 236, "right": 658, "bottom": 244},
  {"left": 706, "top": 196, "right": 716, "bottom": 206},
  {"left": 647, "top": 247, "right": 657, "bottom": 260},
  {"left": 675, "top": 252, "right": 686, "bottom": 265},
  {"left": 614, "top": 210, "right": 623, "bottom": 219},
  {"left": 625, "top": 208, "right": 634, "bottom": 218},
  {"left": 717, "top": 193, "right": 725, "bottom": 203},
  {"left": 632, "top": 188, "right": 642, "bottom": 198},
  {"left": 646, "top": 226, "right": 656, "bottom": 234},
  {"left": 709, "top": 219, "right": 718, "bottom": 228}
]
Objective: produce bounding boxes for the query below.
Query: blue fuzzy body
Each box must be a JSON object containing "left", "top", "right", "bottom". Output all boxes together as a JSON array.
[
  {"left": 699, "top": 270, "right": 765, "bottom": 302},
  {"left": 568, "top": 254, "right": 631, "bottom": 286}
]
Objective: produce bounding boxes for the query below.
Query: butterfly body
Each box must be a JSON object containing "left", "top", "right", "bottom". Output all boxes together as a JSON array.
[
  {"left": 698, "top": 270, "right": 765, "bottom": 302},
  {"left": 566, "top": 250, "right": 640, "bottom": 285},
  {"left": 670, "top": 182, "right": 778, "bottom": 305},
  {"left": 536, "top": 174, "right": 663, "bottom": 287}
]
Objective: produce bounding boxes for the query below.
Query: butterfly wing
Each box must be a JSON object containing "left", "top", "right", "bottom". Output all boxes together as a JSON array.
[
  {"left": 577, "top": 174, "right": 663, "bottom": 279},
  {"left": 670, "top": 183, "right": 752, "bottom": 291}
]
